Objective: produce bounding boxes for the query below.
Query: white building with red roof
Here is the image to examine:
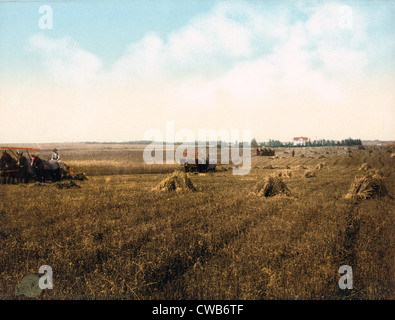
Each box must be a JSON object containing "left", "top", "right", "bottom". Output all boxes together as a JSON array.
[{"left": 293, "top": 137, "right": 310, "bottom": 146}]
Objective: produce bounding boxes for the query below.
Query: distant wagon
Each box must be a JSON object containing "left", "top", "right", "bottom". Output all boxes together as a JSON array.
[
  {"left": 182, "top": 152, "right": 216, "bottom": 173},
  {"left": 256, "top": 147, "right": 275, "bottom": 156}
]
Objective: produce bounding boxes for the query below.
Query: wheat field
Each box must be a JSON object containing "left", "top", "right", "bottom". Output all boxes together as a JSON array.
[{"left": 0, "top": 143, "right": 394, "bottom": 299}]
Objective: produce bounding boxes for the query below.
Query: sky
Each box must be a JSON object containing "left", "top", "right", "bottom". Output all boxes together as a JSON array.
[{"left": 0, "top": 0, "right": 394, "bottom": 143}]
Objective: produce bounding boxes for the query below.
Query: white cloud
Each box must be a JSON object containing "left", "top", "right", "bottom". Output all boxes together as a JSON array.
[
  {"left": 18, "top": 1, "right": 394, "bottom": 142},
  {"left": 28, "top": 2, "right": 368, "bottom": 91},
  {"left": 28, "top": 33, "right": 102, "bottom": 87}
]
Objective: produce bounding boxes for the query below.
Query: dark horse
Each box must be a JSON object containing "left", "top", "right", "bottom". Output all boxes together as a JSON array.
[
  {"left": 0, "top": 151, "right": 20, "bottom": 184},
  {"left": 17, "top": 152, "right": 34, "bottom": 183},
  {"left": 31, "top": 156, "right": 61, "bottom": 182}
]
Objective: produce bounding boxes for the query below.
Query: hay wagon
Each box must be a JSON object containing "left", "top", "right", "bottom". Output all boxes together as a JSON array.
[
  {"left": 184, "top": 161, "right": 216, "bottom": 173},
  {"left": 182, "top": 152, "right": 216, "bottom": 173},
  {"left": 256, "top": 147, "right": 275, "bottom": 156}
]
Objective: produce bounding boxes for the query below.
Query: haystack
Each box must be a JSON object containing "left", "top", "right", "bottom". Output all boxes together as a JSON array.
[
  {"left": 345, "top": 174, "right": 389, "bottom": 200},
  {"left": 304, "top": 171, "right": 315, "bottom": 178},
  {"left": 250, "top": 175, "right": 292, "bottom": 197},
  {"left": 152, "top": 171, "right": 196, "bottom": 192},
  {"left": 359, "top": 163, "right": 371, "bottom": 171}
]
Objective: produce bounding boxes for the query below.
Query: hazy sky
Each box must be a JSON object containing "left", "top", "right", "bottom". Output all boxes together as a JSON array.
[{"left": 0, "top": 0, "right": 394, "bottom": 143}]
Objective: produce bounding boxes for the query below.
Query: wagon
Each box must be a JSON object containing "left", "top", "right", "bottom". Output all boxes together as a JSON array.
[
  {"left": 181, "top": 152, "right": 216, "bottom": 173},
  {"left": 256, "top": 147, "right": 275, "bottom": 156}
]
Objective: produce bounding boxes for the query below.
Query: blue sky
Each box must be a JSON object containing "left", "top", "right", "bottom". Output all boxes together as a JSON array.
[
  {"left": 1, "top": 0, "right": 215, "bottom": 77},
  {"left": 0, "top": 0, "right": 394, "bottom": 142}
]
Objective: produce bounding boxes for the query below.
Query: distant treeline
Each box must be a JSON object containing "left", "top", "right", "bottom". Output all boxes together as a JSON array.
[
  {"left": 251, "top": 138, "right": 362, "bottom": 148},
  {"left": 84, "top": 138, "right": 362, "bottom": 148},
  {"left": 84, "top": 140, "right": 154, "bottom": 145}
]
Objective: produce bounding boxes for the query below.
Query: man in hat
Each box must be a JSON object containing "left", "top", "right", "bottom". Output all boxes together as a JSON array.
[{"left": 51, "top": 148, "right": 60, "bottom": 161}]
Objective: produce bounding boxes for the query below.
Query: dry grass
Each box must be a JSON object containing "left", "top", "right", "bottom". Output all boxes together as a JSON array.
[
  {"left": 315, "top": 162, "right": 326, "bottom": 170},
  {"left": 0, "top": 144, "right": 394, "bottom": 300},
  {"left": 304, "top": 171, "right": 316, "bottom": 178},
  {"left": 359, "top": 163, "right": 371, "bottom": 171},
  {"left": 275, "top": 170, "right": 293, "bottom": 178}
]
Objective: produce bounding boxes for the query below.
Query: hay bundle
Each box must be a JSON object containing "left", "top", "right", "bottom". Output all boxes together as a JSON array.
[
  {"left": 152, "top": 171, "right": 196, "bottom": 192},
  {"left": 304, "top": 171, "right": 315, "bottom": 178},
  {"left": 315, "top": 162, "right": 326, "bottom": 170},
  {"left": 359, "top": 163, "right": 371, "bottom": 171},
  {"left": 345, "top": 174, "right": 389, "bottom": 200},
  {"left": 251, "top": 175, "right": 291, "bottom": 197},
  {"left": 298, "top": 165, "right": 307, "bottom": 170},
  {"left": 300, "top": 154, "right": 305, "bottom": 158},
  {"left": 318, "top": 155, "right": 326, "bottom": 159}
]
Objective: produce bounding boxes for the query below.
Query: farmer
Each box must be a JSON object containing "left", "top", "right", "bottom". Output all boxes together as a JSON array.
[
  {"left": 51, "top": 148, "right": 60, "bottom": 161},
  {"left": 292, "top": 150, "right": 295, "bottom": 157}
]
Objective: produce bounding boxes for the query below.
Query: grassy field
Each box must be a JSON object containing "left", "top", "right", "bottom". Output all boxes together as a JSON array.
[{"left": 0, "top": 144, "right": 394, "bottom": 299}]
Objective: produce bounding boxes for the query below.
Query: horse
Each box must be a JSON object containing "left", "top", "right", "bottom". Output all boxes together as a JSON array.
[
  {"left": 31, "top": 155, "right": 61, "bottom": 182},
  {"left": 17, "top": 152, "right": 34, "bottom": 183},
  {"left": 0, "top": 151, "right": 20, "bottom": 184}
]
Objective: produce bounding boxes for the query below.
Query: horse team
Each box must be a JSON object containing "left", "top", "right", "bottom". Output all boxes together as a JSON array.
[{"left": 0, "top": 151, "right": 61, "bottom": 184}]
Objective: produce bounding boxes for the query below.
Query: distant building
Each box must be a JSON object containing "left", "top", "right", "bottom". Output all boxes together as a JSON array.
[{"left": 293, "top": 137, "right": 310, "bottom": 146}]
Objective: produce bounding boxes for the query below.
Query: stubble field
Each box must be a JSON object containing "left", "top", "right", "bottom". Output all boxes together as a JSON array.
[{"left": 0, "top": 143, "right": 394, "bottom": 299}]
